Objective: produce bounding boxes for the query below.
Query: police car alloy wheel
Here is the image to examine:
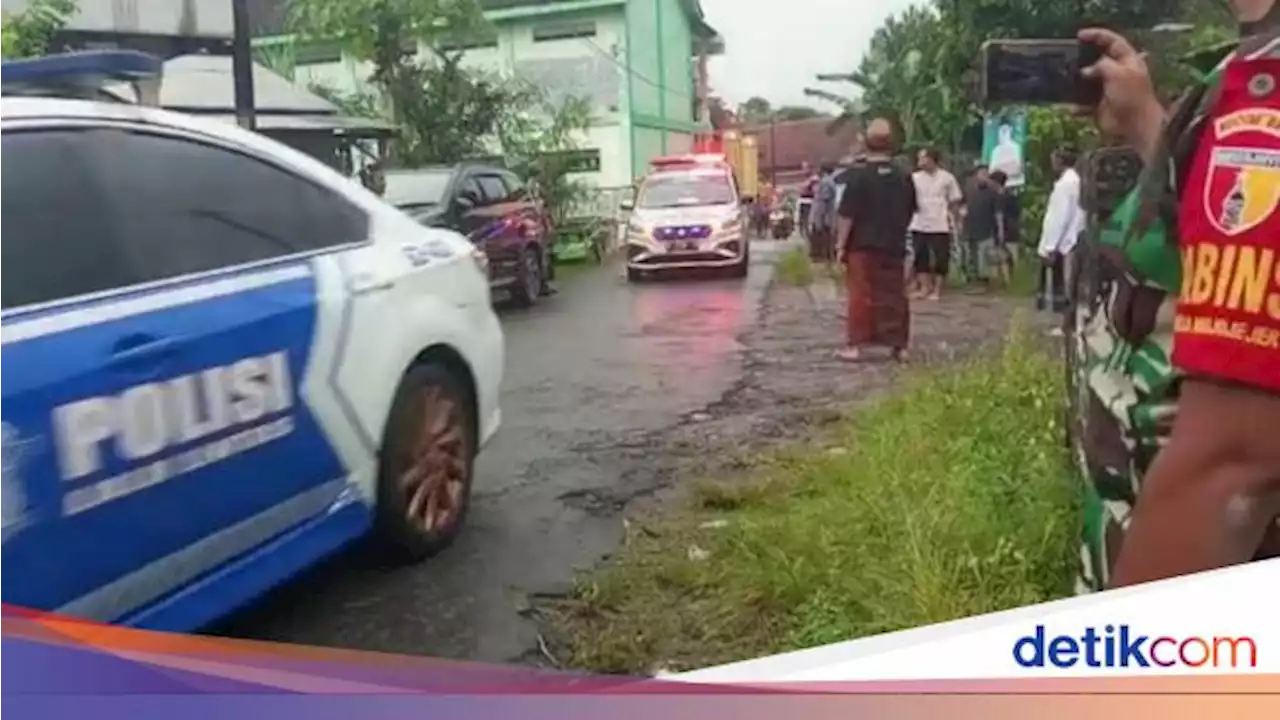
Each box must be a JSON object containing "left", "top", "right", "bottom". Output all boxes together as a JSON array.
[{"left": 375, "top": 363, "right": 477, "bottom": 561}]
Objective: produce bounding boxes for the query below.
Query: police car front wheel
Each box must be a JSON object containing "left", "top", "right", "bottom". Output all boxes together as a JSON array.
[{"left": 375, "top": 363, "right": 477, "bottom": 562}]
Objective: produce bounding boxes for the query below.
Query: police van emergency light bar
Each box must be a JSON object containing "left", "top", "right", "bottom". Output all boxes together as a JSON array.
[
  {"left": 649, "top": 154, "right": 732, "bottom": 172},
  {"left": 1, "top": 50, "right": 163, "bottom": 106}
]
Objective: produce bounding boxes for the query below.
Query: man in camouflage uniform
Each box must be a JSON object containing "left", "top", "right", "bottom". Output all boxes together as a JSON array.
[{"left": 1071, "top": 6, "right": 1280, "bottom": 591}]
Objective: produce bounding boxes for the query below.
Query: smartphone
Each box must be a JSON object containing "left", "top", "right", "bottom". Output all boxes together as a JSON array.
[{"left": 980, "top": 39, "right": 1103, "bottom": 107}]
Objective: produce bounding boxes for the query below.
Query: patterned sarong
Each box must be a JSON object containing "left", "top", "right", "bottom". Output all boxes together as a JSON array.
[{"left": 845, "top": 250, "right": 909, "bottom": 349}]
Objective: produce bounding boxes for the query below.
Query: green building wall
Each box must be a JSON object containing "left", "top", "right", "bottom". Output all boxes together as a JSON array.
[{"left": 625, "top": 0, "right": 701, "bottom": 178}]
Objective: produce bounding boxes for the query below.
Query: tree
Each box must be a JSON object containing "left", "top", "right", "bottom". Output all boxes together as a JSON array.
[
  {"left": 737, "top": 96, "right": 773, "bottom": 125},
  {"left": 1, "top": 0, "right": 75, "bottom": 59},
  {"left": 706, "top": 95, "right": 734, "bottom": 129},
  {"left": 286, "top": 0, "right": 490, "bottom": 137},
  {"left": 808, "top": 0, "right": 1236, "bottom": 235},
  {"left": 809, "top": 0, "right": 1235, "bottom": 162},
  {"left": 288, "top": 0, "right": 592, "bottom": 226},
  {"left": 495, "top": 86, "right": 593, "bottom": 230},
  {"left": 772, "top": 105, "right": 823, "bottom": 122}
]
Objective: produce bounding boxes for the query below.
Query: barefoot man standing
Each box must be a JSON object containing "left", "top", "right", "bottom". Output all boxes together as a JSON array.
[{"left": 835, "top": 119, "right": 919, "bottom": 363}]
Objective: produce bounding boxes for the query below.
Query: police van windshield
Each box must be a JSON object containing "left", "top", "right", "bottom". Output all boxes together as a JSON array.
[{"left": 638, "top": 172, "right": 735, "bottom": 209}]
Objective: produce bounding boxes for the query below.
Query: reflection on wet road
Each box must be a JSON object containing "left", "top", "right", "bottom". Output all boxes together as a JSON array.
[{"left": 220, "top": 240, "right": 788, "bottom": 663}]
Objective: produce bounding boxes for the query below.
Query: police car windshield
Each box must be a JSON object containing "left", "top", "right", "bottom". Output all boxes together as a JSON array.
[
  {"left": 385, "top": 170, "right": 451, "bottom": 210},
  {"left": 638, "top": 172, "right": 735, "bottom": 209}
]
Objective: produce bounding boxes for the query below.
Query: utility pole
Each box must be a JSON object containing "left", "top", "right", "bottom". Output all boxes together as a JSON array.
[
  {"left": 231, "top": 0, "right": 256, "bottom": 131},
  {"left": 769, "top": 119, "right": 777, "bottom": 187}
]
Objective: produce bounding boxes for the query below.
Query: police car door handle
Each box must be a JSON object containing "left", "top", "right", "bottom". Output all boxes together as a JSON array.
[
  {"left": 110, "top": 336, "right": 180, "bottom": 365},
  {"left": 350, "top": 275, "right": 395, "bottom": 294}
]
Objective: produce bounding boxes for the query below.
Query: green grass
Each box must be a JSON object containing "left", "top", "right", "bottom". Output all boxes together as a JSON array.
[
  {"left": 775, "top": 247, "right": 816, "bottom": 286},
  {"left": 1005, "top": 253, "right": 1041, "bottom": 298},
  {"left": 549, "top": 327, "right": 1079, "bottom": 674},
  {"left": 551, "top": 258, "right": 599, "bottom": 282}
]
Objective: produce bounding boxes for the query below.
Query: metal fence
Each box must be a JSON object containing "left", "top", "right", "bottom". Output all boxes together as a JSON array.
[{"left": 565, "top": 185, "right": 634, "bottom": 256}]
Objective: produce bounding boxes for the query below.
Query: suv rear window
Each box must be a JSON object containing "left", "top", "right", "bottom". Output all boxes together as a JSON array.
[{"left": 385, "top": 170, "right": 453, "bottom": 211}]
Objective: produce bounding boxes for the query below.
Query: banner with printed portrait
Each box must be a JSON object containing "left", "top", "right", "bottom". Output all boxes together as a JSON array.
[{"left": 982, "top": 110, "right": 1028, "bottom": 189}]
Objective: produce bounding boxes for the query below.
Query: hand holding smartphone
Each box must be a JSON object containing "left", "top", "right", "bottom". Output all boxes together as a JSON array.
[{"left": 980, "top": 38, "right": 1104, "bottom": 107}]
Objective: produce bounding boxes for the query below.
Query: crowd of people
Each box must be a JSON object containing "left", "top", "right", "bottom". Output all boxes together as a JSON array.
[{"left": 800, "top": 129, "right": 1083, "bottom": 359}]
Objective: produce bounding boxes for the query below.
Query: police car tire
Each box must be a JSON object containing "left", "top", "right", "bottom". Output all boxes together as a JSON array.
[
  {"left": 511, "top": 247, "right": 542, "bottom": 307},
  {"left": 374, "top": 362, "right": 476, "bottom": 562}
]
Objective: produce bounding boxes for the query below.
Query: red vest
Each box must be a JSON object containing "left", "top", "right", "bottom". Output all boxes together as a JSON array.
[{"left": 1173, "top": 41, "right": 1280, "bottom": 392}]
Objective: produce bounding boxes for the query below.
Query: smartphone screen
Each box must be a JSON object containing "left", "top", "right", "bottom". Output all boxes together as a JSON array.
[{"left": 981, "top": 39, "right": 1102, "bottom": 106}]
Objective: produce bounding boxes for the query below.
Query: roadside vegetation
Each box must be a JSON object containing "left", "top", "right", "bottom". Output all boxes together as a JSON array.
[
  {"left": 549, "top": 326, "right": 1078, "bottom": 674},
  {"left": 774, "top": 247, "right": 816, "bottom": 286},
  {"left": 1, "top": 0, "right": 75, "bottom": 59}
]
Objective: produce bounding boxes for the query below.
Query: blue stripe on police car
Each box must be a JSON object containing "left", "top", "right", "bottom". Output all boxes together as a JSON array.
[{"left": 0, "top": 262, "right": 354, "bottom": 619}]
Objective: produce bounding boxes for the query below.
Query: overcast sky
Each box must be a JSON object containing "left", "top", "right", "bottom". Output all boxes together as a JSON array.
[{"left": 699, "top": 0, "right": 923, "bottom": 111}]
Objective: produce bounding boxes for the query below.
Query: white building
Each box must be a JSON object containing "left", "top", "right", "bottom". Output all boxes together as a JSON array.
[{"left": 253, "top": 0, "right": 724, "bottom": 190}]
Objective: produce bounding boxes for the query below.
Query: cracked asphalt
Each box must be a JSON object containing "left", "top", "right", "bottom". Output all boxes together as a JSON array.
[{"left": 219, "top": 239, "right": 790, "bottom": 663}]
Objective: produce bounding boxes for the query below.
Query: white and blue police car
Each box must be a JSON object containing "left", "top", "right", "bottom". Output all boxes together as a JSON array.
[{"left": 0, "top": 52, "right": 505, "bottom": 631}]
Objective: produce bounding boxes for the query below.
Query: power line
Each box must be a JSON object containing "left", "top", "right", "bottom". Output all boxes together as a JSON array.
[{"left": 576, "top": 37, "right": 696, "bottom": 102}]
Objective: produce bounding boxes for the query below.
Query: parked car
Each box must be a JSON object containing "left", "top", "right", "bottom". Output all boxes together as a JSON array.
[
  {"left": 385, "top": 163, "right": 553, "bottom": 306},
  {"left": 1, "top": 52, "right": 504, "bottom": 632}
]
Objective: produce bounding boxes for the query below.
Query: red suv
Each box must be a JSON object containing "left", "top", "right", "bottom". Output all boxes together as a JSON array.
[{"left": 385, "top": 163, "right": 553, "bottom": 306}]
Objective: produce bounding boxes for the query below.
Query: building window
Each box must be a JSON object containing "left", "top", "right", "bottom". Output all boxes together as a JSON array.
[
  {"left": 532, "top": 21, "right": 596, "bottom": 42},
  {"left": 439, "top": 27, "right": 499, "bottom": 52},
  {"left": 295, "top": 39, "right": 343, "bottom": 65}
]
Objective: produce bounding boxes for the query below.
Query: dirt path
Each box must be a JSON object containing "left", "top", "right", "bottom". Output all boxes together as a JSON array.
[{"left": 526, "top": 271, "right": 1057, "bottom": 667}]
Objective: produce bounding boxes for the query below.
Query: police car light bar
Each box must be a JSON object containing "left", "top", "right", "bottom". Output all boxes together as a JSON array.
[
  {"left": 1, "top": 50, "right": 164, "bottom": 105},
  {"left": 649, "top": 154, "right": 730, "bottom": 169}
]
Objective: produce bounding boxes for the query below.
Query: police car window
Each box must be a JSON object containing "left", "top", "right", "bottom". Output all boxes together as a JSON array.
[
  {"left": 100, "top": 130, "right": 367, "bottom": 282},
  {"left": 477, "top": 175, "right": 509, "bottom": 204},
  {"left": 1, "top": 130, "right": 135, "bottom": 309}
]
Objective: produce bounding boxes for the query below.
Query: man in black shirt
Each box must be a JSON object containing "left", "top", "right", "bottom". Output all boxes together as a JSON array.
[
  {"left": 835, "top": 118, "right": 918, "bottom": 363},
  {"left": 989, "top": 169, "right": 1015, "bottom": 285},
  {"left": 963, "top": 165, "right": 1002, "bottom": 284}
]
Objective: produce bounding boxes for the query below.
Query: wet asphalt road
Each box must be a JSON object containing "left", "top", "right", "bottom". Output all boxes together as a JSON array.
[{"left": 221, "top": 240, "right": 788, "bottom": 663}]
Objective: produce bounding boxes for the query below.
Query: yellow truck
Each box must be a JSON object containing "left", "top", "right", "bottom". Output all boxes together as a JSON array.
[{"left": 721, "top": 130, "right": 759, "bottom": 201}]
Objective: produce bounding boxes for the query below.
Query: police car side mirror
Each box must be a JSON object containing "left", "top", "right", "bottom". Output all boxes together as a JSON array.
[{"left": 619, "top": 199, "right": 634, "bottom": 212}]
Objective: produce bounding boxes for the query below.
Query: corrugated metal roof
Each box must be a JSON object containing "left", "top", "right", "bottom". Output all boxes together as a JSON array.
[
  {"left": 160, "top": 53, "right": 339, "bottom": 114},
  {"left": 749, "top": 117, "right": 861, "bottom": 174}
]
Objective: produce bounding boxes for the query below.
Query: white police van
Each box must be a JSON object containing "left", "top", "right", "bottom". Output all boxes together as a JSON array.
[{"left": 0, "top": 52, "right": 504, "bottom": 631}]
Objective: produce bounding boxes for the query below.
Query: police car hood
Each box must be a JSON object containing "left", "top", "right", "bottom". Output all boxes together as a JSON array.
[{"left": 631, "top": 204, "right": 738, "bottom": 228}]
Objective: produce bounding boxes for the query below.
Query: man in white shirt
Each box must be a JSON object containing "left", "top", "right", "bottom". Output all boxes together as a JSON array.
[
  {"left": 1036, "top": 148, "right": 1084, "bottom": 313},
  {"left": 908, "top": 148, "right": 963, "bottom": 300}
]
